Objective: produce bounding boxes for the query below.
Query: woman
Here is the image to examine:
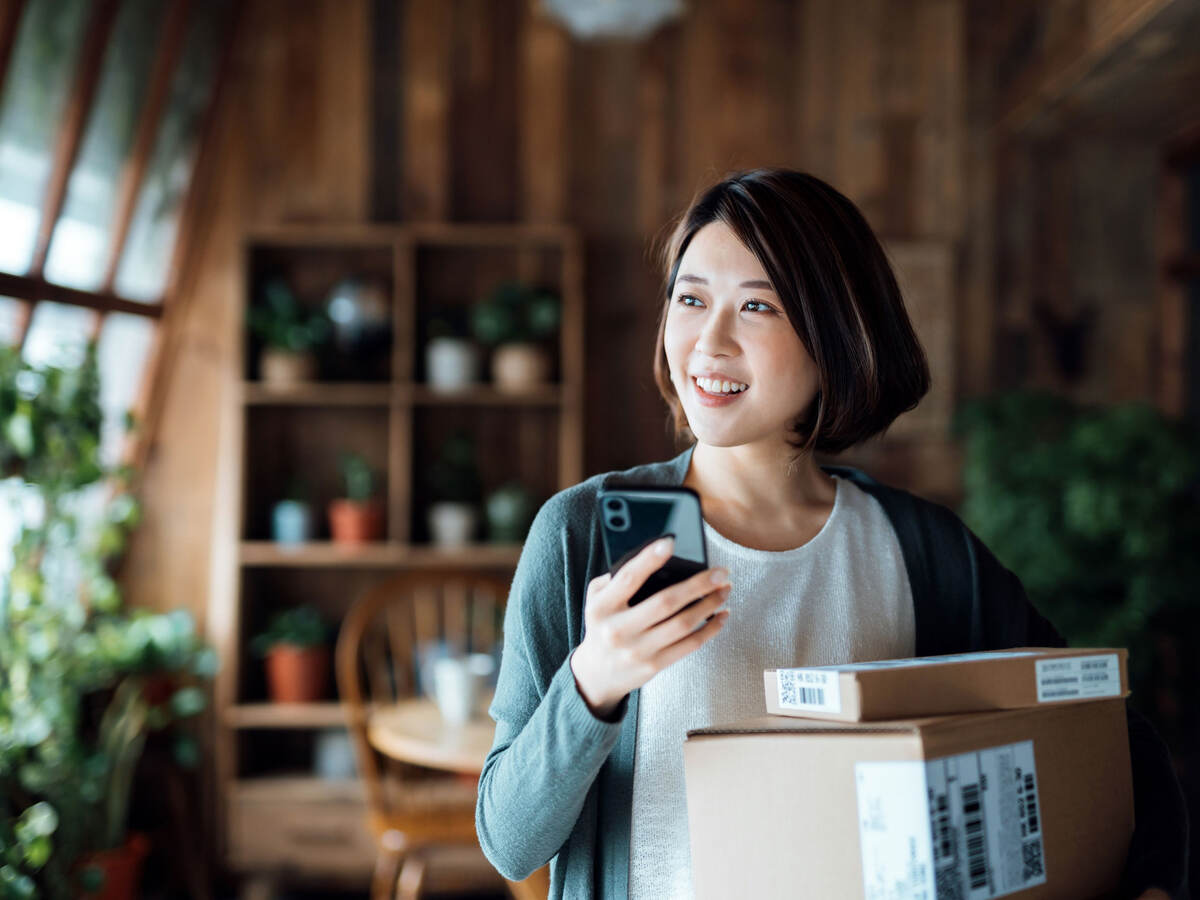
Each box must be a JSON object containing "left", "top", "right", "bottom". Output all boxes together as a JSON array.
[{"left": 476, "top": 169, "right": 1187, "bottom": 899}]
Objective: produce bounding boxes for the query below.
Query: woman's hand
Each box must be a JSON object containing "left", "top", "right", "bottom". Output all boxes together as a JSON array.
[{"left": 569, "top": 536, "right": 731, "bottom": 719}]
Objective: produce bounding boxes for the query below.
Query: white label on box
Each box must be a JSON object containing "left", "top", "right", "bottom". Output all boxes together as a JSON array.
[
  {"left": 1035, "top": 653, "right": 1120, "bottom": 702},
  {"left": 856, "top": 761, "right": 935, "bottom": 900},
  {"left": 775, "top": 668, "right": 841, "bottom": 713},
  {"left": 856, "top": 740, "right": 1046, "bottom": 899}
]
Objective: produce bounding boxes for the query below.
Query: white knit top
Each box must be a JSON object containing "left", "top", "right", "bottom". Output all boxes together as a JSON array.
[{"left": 627, "top": 473, "right": 916, "bottom": 898}]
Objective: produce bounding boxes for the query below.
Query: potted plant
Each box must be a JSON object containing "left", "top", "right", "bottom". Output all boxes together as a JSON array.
[
  {"left": 427, "top": 431, "right": 482, "bottom": 547},
  {"left": 423, "top": 308, "right": 479, "bottom": 392},
  {"left": 484, "top": 481, "right": 536, "bottom": 543},
  {"left": 469, "top": 281, "right": 561, "bottom": 391},
  {"left": 953, "top": 391, "right": 1200, "bottom": 728},
  {"left": 327, "top": 452, "right": 384, "bottom": 543},
  {"left": 271, "top": 477, "right": 314, "bottom": 544},
  {"left": 246, "top": 276, "right": 331, "bottom": 386},
  {"left": 1, "top": 343, "right": 217, "bottom": 900},
  {"left": 251, "top": 606, "right": 330, "bottom": 703}
]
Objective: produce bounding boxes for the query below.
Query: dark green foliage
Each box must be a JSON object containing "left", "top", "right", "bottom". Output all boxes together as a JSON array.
[{"left": 953, "top": 391, "right": 1200, "bottom": 694}]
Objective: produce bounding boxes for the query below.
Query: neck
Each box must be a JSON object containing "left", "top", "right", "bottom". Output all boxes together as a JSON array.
[{"left": 686, "top": 440, "right": 835, "bottom": 515}]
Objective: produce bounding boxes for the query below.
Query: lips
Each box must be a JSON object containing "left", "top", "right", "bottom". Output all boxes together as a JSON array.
[{"left": 691, "top": 376, "right": 748, "bottom": 406}]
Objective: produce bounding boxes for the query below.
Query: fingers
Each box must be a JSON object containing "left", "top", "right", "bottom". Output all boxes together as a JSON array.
[
  {"left": 632, "top": 585, "right": 730, "bottom": 654},
  {"left": 651, "top": 608, "right": 730, "bottom": 670},
  {"left": 620, "top": 566, "right": 729, "bottom": 634},
  {"left": 592, "top": 536, "right": 676, "bottom": 615}
]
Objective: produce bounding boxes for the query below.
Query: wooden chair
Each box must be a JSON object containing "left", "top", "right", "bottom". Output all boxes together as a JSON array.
[{"left": 336, "top": 570, "right": 548, "bottom": 900}]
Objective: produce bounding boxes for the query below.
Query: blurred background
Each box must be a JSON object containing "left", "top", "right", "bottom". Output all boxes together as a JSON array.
[{"left": 1, "top": 0, "right": 1198, "bottom": 898}]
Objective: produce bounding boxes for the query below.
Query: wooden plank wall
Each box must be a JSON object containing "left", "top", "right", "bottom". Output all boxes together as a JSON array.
[{"left": 120, "top": 0, "right": 970, "bottom": 621}]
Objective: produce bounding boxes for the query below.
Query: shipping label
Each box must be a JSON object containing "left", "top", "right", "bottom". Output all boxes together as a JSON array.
[
  {"left": 1035, "top": 653, "right": 1121, "bottom": 702},
  {"left": 856, "top": 740, "right": 1046, "bottom": 899}
]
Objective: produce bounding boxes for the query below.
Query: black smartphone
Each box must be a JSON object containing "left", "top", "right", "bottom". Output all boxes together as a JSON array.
[{"left": 597, "top": 486, "right": 708, "bottom": 606}]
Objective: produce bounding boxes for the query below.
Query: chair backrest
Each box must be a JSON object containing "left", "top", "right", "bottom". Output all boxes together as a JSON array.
[{"left": 336, "top": 569, "right": 510, "bottom": 823}]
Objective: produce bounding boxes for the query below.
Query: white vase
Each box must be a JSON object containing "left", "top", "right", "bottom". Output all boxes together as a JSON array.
[
  {"left": 491, "top": 343, "right": 550, "bottom": 392},
  {"left": 425, "top": 338, "right": 479, "bottom": 392},
  {"left": 428, "top": 502, "right": 477, "bottom": 547}
]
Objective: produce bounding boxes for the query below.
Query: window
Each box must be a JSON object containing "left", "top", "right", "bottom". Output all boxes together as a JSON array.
[{"left": 0, "top": 0, "right": 236, "bottom": 464}]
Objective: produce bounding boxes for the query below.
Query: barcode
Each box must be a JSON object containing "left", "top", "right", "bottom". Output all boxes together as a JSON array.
[
  {"left": 1023, "top": 773, "right": 1039, "bottom": 835},
  {"left": 779, "top": 676, "right": 824, "bottom": 707},
  {"left": 962, "top": 782, "right": 988, "bottom": 890},
  {"left": 1022, "top": 840, "right": 1044, "bottom": 880},
  {"left": 933, "top": 792, "right": 953, "bottom": 862}
]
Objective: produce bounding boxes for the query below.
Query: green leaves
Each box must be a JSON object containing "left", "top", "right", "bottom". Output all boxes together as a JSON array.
[
  {"left": 1, "top": 341, "right": 217, "bottom": 898},
  {"left": 251, "top": 606, "right": 329, "bottom": 655},
  {"left": 470, "top": 281, "right": 561, "bottom": 346},
  {"left": 953, "top": 391, "right": 1200, "bottom": 693}
]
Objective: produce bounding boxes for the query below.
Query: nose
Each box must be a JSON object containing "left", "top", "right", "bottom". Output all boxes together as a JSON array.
[{"left": 694, "top": 306, "right": 739, "bottom": 358}]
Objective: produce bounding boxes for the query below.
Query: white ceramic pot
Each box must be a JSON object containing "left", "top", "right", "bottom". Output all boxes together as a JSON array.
[
  {"left": 427, "top": 502, "right": 477, "bottom": 547},
  {"left": 260, "top": 349, "right": 316, "bottom": 385},
  {"left": 491, "top": 343, "right": 550, "bottom": 392},
  {"left": 425, "top": 338, "right": 479, "bottom": 392}
]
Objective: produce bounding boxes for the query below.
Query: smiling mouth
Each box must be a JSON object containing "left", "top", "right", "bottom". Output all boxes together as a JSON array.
[{"left": 692, "top": 376, "right": 750, "bottom": 397}]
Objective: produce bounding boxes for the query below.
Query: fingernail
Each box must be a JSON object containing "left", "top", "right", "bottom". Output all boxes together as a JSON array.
[
  {"left": 655, "top": 537, "right": 674, "bottom": 556},
  {"left": 710, "top": 568, "right": 729, "bottom": 585}
]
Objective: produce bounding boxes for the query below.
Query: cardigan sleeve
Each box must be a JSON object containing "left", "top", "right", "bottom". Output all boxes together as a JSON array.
[
  {"left": 967, "top": 525, "right": 1191, "bottom": 900},
  {"left": 475, "top": 490, "right": 624, "bottom": 881}
]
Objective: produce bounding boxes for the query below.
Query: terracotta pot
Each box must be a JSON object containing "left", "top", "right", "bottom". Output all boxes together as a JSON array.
[
  {"left": 260, "top": 349, "right": 316, "bottom": 385},
  {"left": 265, "top": 644, "right": 329, "bottom": 703},
  {"left": 78, "top": 832, "right": 149, "bottom": 900},
  {"left": 491, "top": 343, "right": 550, "bottom": 392},
  {"left": 327, "top": 498, "right": 385, "bottom": 543}
]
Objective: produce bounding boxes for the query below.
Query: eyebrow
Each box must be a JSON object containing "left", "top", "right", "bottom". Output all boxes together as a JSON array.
[{"left": 676, "top": 274, "right": 775, "bottom": 290}]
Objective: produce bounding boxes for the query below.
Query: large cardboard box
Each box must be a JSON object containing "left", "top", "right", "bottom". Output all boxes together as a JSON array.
[
  {"left": 684, "top": 698, "right": 1132, "bottom": 900},
  {"left": 764, "top": 647, "right": 1128, "bottom": 722}
]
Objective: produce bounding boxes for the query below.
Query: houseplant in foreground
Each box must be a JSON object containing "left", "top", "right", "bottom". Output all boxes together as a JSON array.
[
  {"left": 0, "top": 342, "right": 216, "bottom": 900},
  {"left": 953, "top": 391, "right": 1200, "bottom": 729}
]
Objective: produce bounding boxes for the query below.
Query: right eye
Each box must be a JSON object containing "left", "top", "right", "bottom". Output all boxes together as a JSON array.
[{"left": 676, "top": 294, "right": 703, "bottom": 308}]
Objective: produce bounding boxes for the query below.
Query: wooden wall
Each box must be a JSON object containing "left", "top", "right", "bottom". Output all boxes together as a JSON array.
[
  {"left": 974, "top": 0, "right": 1200, "bottom": 407},
  {"left": 120, "top": 0, "right": 972, "bottom": 622}
]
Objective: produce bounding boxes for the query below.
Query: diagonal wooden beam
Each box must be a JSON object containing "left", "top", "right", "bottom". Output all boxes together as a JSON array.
[
  {"left": 130, "top": 1, "right": 245, "bottom": 473},
  {"left": 0, "top": 0, "right": 27, "bottom": 102},
  {"left": 101, "top": 0, "right": 192, "bottom": 293},
  {"left": 28, "top": 0, "right": 122, "bottom": 278}
]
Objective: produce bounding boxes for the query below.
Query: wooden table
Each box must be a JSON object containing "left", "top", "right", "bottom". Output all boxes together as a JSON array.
[
  {"left": 368, "top": 698, "right": 498, "bottom": 774},
  {"left": 367, "top": 697, "right": 550, "bottom": 900}
]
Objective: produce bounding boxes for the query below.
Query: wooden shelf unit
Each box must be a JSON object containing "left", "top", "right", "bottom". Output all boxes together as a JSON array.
[{"left": 209, "top": 223, "right": 584, "bottom": 882}]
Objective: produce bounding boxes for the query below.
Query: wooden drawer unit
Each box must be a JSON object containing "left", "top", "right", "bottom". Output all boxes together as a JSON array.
[{"left": 228, "top": 778, "right": 376, "bottom": 879}]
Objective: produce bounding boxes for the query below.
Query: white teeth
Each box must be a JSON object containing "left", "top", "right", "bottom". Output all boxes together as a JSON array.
[{"left": 695, "top": 377, "right": 749, "bottom": 395}]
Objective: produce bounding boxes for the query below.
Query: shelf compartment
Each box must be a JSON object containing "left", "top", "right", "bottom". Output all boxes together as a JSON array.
[{"left": 242, "top": 405, "right": 390, "bottom": 541}]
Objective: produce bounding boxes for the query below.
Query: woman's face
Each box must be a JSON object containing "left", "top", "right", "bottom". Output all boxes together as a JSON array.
[{"left": 664, "top": 221, "right": 820, "bottom": 449}]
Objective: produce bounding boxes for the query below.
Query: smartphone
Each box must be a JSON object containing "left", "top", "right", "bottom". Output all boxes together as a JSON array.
[{"left": 597, "top": 486, "right": 709, "bottom": 606}]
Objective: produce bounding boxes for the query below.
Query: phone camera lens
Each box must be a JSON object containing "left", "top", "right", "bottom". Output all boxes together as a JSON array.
[
  {"left": 605, "top": 499, "right": 622, "bottom": 511},
  {"left": 610, "top": 516, "right": 626, "bottom": 529}
]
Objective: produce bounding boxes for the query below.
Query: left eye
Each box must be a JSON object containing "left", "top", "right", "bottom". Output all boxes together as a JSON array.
[{"left": 744, "top": 301, "right": 773, "bottom": 313}]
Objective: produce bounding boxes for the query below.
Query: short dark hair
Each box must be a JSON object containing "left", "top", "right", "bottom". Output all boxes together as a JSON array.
[{"left": 652, "top": 168, "right": 931, "bottom": 455}]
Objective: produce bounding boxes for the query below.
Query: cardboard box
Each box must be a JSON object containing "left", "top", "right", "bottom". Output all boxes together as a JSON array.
[
  {"left": 684, "top": 698, "right": 1132, "bottom": 900},
  {"left": 764, "top": 647, "right": 1128, "bottom": 722}
]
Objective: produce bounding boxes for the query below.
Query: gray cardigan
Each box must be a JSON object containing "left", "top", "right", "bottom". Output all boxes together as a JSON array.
[{"left": 475, "top": 445, "right": 1188, "bottom": 899}]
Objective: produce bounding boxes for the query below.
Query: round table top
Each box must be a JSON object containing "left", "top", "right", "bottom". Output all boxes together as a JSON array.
[{"left": 367, "top": 696, "right": 496, "bottom": 775}]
